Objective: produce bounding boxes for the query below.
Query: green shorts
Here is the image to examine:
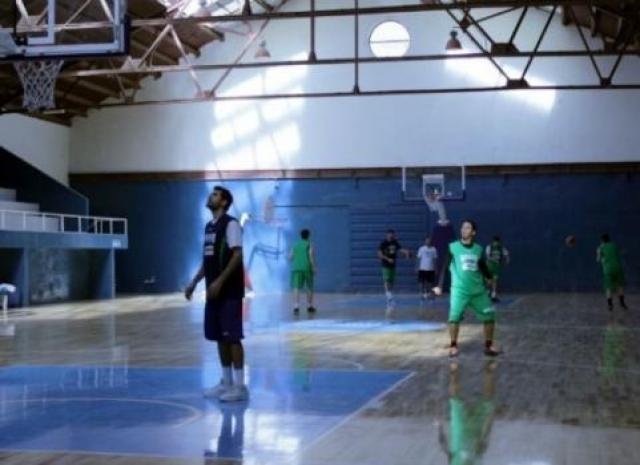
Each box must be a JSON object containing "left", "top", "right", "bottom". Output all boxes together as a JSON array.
[
  {"left": 381, "top": 267, "right": 396, "bottom": 284},
  {"left": 487, "top": 261, "right": 501, "bottom": 279},
  {"left": 603, "top": 269, "right": 625, "bottom": 291},
  {"left": 449, "top": 289, "right": 496, "bottom": 323},
  {"left": 291, "top": 270, "right": 314, "bottom": 290}
]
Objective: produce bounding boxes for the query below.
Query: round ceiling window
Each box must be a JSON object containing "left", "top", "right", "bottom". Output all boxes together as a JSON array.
[{"left": 369, "top": 21, "right": 410, "bottom": 58}]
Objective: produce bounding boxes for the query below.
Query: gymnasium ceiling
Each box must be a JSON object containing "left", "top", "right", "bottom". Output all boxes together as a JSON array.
[{"left": 0, "top": 0, "right": 639, "bottom": 126}]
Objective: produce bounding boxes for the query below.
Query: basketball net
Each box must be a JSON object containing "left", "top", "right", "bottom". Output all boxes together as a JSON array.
[{"left": 14, "top": 60, "right": 64, "bottom": 112}]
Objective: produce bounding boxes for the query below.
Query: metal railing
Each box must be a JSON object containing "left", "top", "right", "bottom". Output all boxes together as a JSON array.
[{"left": 0, "top": 209, "right": 128, "bottom": 236}]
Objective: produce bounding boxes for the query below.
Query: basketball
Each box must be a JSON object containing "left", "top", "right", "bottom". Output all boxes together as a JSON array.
[{"left": 565, "top": 235, "right": 576, "bottom": 247}]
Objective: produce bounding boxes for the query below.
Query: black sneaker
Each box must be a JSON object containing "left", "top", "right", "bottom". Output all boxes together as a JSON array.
[
  {"left": 307, "top": 306, "right": 316, "bottom": 314},
  {"left": 293, "top": 307, "right": 300, "bottom": 315}
]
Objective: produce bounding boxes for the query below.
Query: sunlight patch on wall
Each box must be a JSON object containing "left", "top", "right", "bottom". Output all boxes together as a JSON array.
[
  {"left": 233, "top": 108, "right": 261, "bottom": 138},
  {"left": 260, "top": 91, "right": 304, "bottom": 124},
  {"left": 445, "top": 54, "right": 556, "bottom": 112},
  {"left": 210, "top": 122, "right": 235, "bottom": 149},
  {"left": 271, "top": 123, "right": 301, "bottom": 158},
  {"left": 208, "top": 53, "right": 309, "bottom": 171}
]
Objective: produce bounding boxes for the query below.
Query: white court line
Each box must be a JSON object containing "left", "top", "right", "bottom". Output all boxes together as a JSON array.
[
  {"left": 0, "top": 363, "right": 407, "bottom": 375},
  {"left": 0, "top": 446, "right": 238, "bottom": 461},
  {"left": 0, "top": 397, "right": 203, "bottom": 428},
  {"left": 295, "top": 371, "right": 417, "bottom": 460},
  {"left": 118, "top": 355, "right": 640, "bottom": 376},
  {"left": 4, "top": 354, "right": 640, "bottom": 375}
]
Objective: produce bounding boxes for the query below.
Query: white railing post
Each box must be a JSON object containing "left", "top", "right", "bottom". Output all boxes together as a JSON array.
[
  {"left": 0, "top": 211, "right": 4, "bottom": 229},
  {"left": 42, "top": 214, "right": 45, "bottom": 231},
  {"left": 78, "top": 216, "right": 81, "bottom": 233},
  {"left": 22, "top": 212, "right": 27, "bottom": 231}
]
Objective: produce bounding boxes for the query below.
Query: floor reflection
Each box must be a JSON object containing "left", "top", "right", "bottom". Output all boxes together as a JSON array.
[
  {"left": 441, "top": 360, "right": 497, "bottom": 465},
  {"left": 205, "top": 402, "right": 247, "bottom": 461}
]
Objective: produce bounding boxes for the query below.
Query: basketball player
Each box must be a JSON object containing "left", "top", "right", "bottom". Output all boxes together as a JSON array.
[
  {"left": 597, "top": 234, "right": 627, "bottom": 311},
  {"left": 416, "top": 237, "right": 438, "bottom": 301},
  {"left": 185, "top": 186, "right": 248, "bottom": 402},
  {"left": 433, "top": 220, "right": 499, "bottom": 357},
  {"left": 378, "top": 229, "right": 410, "bottom": 318},
  {"left": 289, "top": 229, "right": 316, "bottom": 315},
  {"left": 485, "top": 236, "right": 510, "bottom": 302}
]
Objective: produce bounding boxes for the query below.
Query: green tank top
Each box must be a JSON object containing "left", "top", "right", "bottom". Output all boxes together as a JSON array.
[
  {"left": 599, "top": 243, "right": 622, "bottom": 273},
  {"left": 292, "top": 239, "right": 312, "bottom": 271},
  {"left": 487, "top": 242, "right": 503, "bottom": 263},
  {"left": 450, "top": 241, "right": 485, "bottom": 294}
]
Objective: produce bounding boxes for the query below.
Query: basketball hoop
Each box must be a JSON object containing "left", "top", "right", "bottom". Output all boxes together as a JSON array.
[{"left": 13, "top": 59, "right": 64, "bottom": 112}]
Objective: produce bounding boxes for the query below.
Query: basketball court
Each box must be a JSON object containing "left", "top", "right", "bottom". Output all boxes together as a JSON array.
[{"left": 1, "top": 1, "right": 639, "bottom": 464}]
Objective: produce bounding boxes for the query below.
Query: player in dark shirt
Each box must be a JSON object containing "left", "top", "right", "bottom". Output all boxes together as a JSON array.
[{"left": 378, "top": 229, "right": 410, "bottom": 319}]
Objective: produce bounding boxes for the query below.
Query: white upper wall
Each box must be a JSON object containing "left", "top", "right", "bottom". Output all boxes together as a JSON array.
[
  {"left": 0, "top": 114, "right": 70, "bottom": 185},
  {"left": 70, "top": 4, "right": 640, "bottom": 173}
]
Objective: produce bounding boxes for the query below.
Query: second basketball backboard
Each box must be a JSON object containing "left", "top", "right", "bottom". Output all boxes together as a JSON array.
[{"left": 401, "top": 165, "right": 466, "bottom": 202}]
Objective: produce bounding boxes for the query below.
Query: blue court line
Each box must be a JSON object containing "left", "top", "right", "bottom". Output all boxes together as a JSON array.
[{"left": 0, "top": 366, "right": 409, "bottom": 460}]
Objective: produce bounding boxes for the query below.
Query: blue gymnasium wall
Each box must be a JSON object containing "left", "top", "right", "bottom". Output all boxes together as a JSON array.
[{"left": 71, "top": 172, "right": 640, "bottom": 294}]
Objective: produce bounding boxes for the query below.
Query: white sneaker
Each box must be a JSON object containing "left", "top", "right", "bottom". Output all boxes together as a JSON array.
[
  {"left": 219, "top": 385, "right": 250, "bottom": 402},
  {"left": 203, "top": 381, "right": 232, "bottom": 399}
]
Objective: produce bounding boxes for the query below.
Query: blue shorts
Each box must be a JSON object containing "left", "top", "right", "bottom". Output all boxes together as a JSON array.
[{"left": 204, "top": 299, "right": 244, "bottom": 342}]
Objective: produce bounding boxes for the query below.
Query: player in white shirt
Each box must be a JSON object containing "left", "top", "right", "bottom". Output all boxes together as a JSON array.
[{"left": 416, "top": 237, "right": 438, "bottom": 301}]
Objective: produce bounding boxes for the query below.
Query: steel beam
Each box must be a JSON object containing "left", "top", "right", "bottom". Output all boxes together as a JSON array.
[
  {"left": 0, "top": 1, "right": 605, "bottom": 33},
  {"left": 46, "top": 48, "right": 640, "bottom": 79}
]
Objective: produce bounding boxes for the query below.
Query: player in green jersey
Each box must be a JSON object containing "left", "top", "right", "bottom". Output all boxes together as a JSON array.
[
  {"left": 597, "top": 234, "right": 627, "bottom": 311},
  {"left": 485, "top": 236, "right": 510, "bottom": 302},
  {"left": 434, "top": 220, "right": 499, "bottom": 357},
  {"left": 289, "top": 229, "right": 316, "bottom": 315}
]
